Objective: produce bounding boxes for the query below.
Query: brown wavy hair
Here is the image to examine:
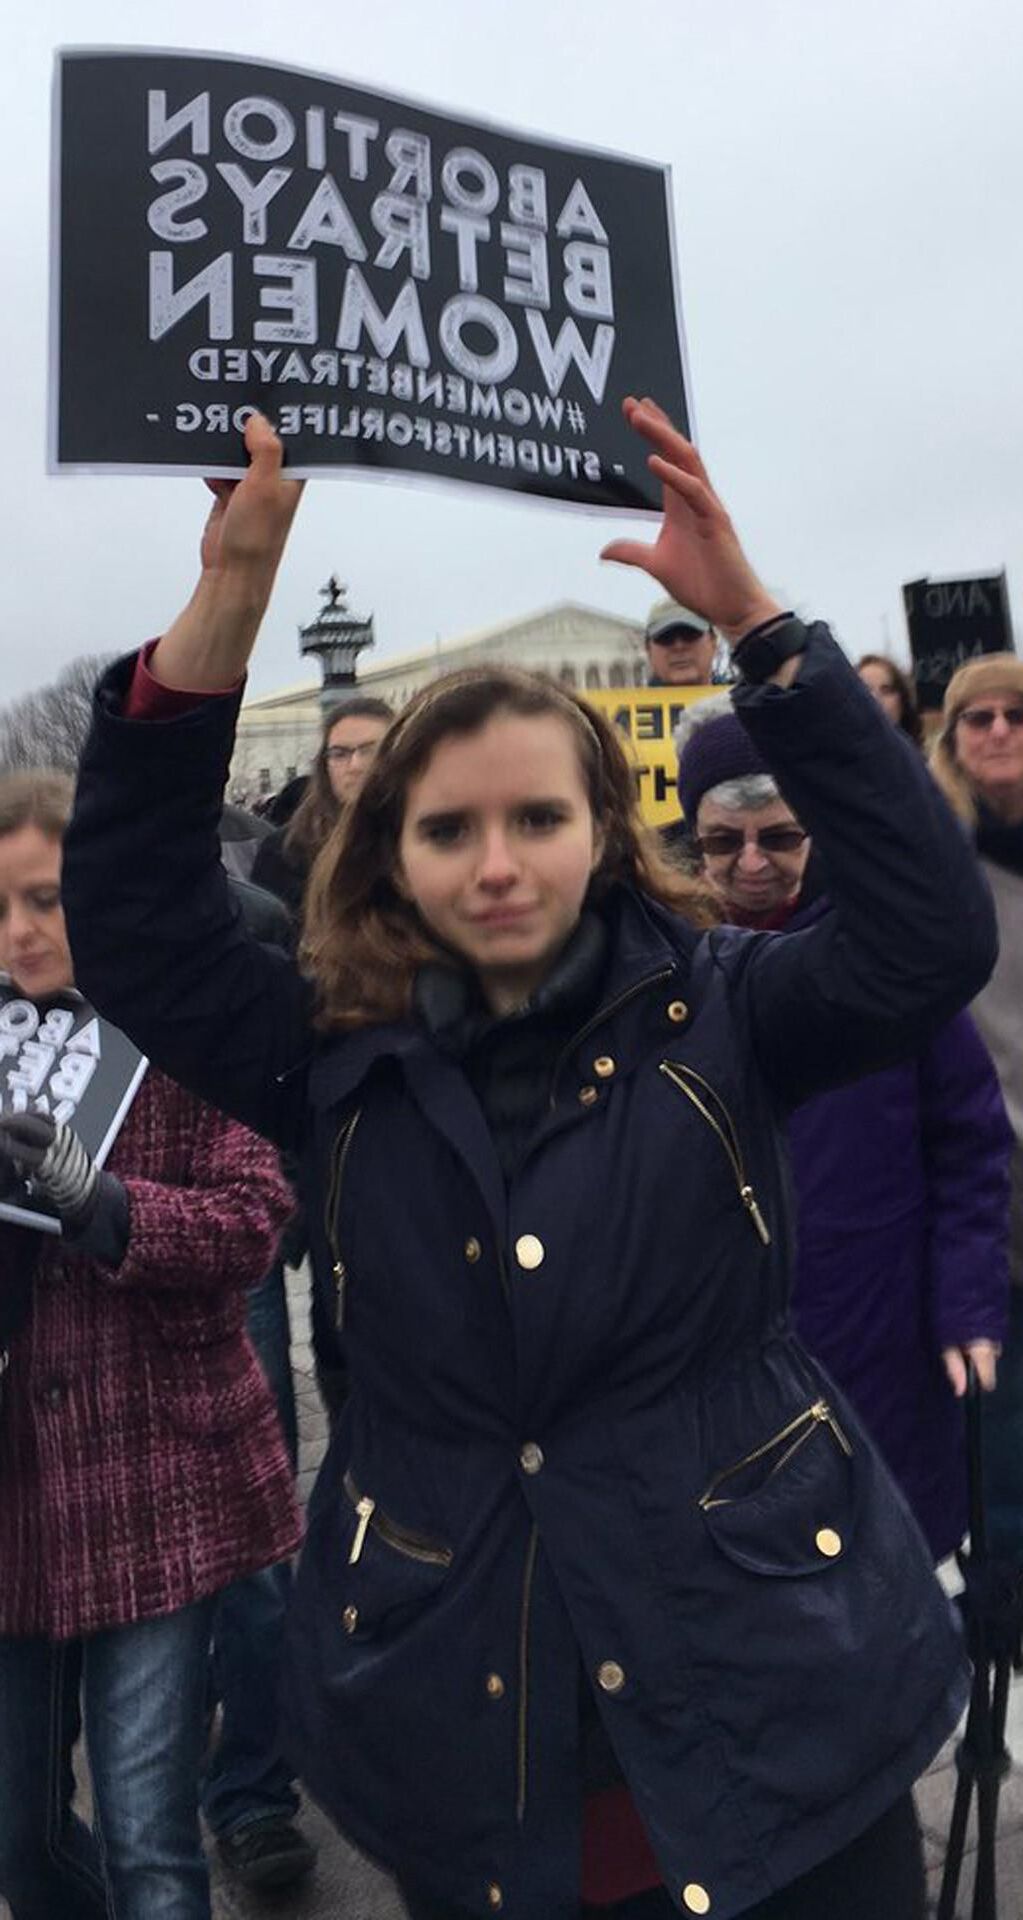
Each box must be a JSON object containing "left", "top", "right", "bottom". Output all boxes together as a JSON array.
[
  {"left": 856, "top": 654, "right": 923, "bottom": 746},
  {"left": 284, "top": 696, "right": 394, "bottom": 869},
  {"left": 302, "top": 667, "right": 719, "bottom": 1029}
]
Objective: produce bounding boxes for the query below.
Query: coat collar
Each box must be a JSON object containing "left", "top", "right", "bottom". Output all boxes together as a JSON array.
[{"left": 307, "top": 887, "right": 697, "bottom": 1118}]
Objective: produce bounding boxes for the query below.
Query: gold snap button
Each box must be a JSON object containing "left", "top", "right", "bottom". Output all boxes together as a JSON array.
[
  {"left": 578, "top": 1085, "right": 598, "bottom": 1106},
  {"left": 486, "top": 1883, "right": 503, "bottom": 1910},
  {"left": 485, "top": 1672, "right": 505, "bottom": 1700},
  {"left": 666, "top": 999, "right": 689, "bottom": 1024},
  {"left": 515, "top": 1233, "right": 545, "bottom": 1270},
  {"left": 464, "top": 1235, "right": 482, "bottom": 1263},
  {"left": 593, "top": 1055, "right": 616, "bottom": 1078},
  {"left": 815, "top": 1527, "right": 842, "bottom": 1558},
  {"left": 519, "top": 1441, "right": 544, "bottom": 1475},
  {"left": 597, "top": 1660, "right": 626, "bottom": 1694},
  {"left": 682, "top": 1884, "right": 711, "bottom": 1914},
  {"left": 342, "top": 1605, "right": 359, "bottom": 1635}
]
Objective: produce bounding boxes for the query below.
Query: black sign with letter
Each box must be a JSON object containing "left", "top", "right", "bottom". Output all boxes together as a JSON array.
[
  {"left": 50, "top": 48, "right": 692, "bottom": 511},
  {"left": 903, "top": 573, "right": 1015, "bottom": 711},
  {"left": 0, "top": 988, "right": 147, "bottom": 1233}
]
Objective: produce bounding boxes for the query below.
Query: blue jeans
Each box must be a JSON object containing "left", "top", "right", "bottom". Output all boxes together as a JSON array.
[
  {"left": 0, "top": 1596, "right": 216, "bottom": 1920},
  {"left": 983, "top": 1284, "right": 1023, "bottom": 1563},
  {"left": 201, "top": 1262, "right": 299, "bottom": 1838}
]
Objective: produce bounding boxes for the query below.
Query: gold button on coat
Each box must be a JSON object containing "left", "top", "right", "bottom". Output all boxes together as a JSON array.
[
  {"left": 593, "top": 1054, "right": 616, "bottom": 1078},
  {"left": 815, "top": 1527, "right": 843, "bottom": 1558},
  {"left": 519, "top": 1442, "right": 544, "bottom": 1475},
  {"left": 464, "top": 1236, "right": 482, "bottom": 1263},
  {"left": 342, "top": 1605, "right": 359, "bottom": 1635},
  {"left": 666, "top": 999, "right": 689, "bottom": 1024},
  {"left": 486, "top": 1883, "right": 503, "bottom": 1910},
  {"left": 578, "top": 1085, "right": 598, "bottom": 1106},
  {"left": 485, "top": 1672, "right": 505, "bottom": 1700},
  {"left": 682, "top": 1884, "right": 711, "bottom": 1913},
  {"left": 515, "top": 1233, "right": 545, "bottom": 1270},
  {"left": 597, "top": 1660, "right": 626, "bottom": 1694}
]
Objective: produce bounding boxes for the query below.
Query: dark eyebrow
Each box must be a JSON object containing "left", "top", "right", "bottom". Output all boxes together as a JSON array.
[{"left": 414, "top": 809, "right": 468, "bottom": 830}]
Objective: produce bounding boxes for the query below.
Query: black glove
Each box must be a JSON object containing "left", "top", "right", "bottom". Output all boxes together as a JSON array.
[{"left": 0, "top": 1113, "right": 129, "bottom": 1263}]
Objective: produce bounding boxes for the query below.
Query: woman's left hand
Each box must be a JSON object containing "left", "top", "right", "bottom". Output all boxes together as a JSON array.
[
  {"left": 600, "top": 396, "right": 782, "bottom": 643},
  {"left": 942, "top": 1340, "right": 1000, "bottom": 1396}
]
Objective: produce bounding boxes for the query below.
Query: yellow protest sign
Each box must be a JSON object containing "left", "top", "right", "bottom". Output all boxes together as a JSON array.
[{"left": 585, "top": 685, "right": 720, "bottom": 826}]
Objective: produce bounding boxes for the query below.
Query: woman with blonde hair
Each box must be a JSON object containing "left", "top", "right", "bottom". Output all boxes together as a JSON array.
[{"left": 932, "top": 652, "right": 1023, "bottom": 1560}]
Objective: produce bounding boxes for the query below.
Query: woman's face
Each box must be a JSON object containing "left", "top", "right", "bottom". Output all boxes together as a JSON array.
[
  {"left": 396, "top": 710, "right": 604, "bottom": 1014},
  {"left": 324, "top": 713, "right": 391, "bottom": 805},
  {"left": 696, "top": 796, "right": 810, "bottom": 922},
  {"left": 858, "top": 661, "right": 903, "bottom": 727},
  {"left": 953, "top": 686, "right": 1023, "bottom": 810},
  {"left": 0, "top": 826, "right": 74, "bottom": 997}
]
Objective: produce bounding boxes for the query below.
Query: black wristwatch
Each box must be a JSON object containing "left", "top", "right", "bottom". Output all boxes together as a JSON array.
[{"left": 731, "top": 612, "right": 806, "bottom": 684}]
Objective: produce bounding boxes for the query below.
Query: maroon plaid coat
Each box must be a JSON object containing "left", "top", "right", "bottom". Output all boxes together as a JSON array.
[{"left": 0, "top": 1067, "right": 301, "bottom": 1639}]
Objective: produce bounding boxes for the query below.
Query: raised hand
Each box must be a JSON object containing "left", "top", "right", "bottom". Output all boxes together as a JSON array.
[
  {"left": 601, "top": 397, "right": 781, "bottom": 642},
  {"left": 199, "top": 414, "right": 303, "bottom": 583},
  {"left": 152, "top": 413, "right": 304, "bottom": 692}
]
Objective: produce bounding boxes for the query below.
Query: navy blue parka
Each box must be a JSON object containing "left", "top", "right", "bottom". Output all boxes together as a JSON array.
[{"left": 63, "top": 626, "right": 996, "bottom": 1920}]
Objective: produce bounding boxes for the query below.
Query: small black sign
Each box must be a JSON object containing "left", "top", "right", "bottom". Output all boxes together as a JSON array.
[
  {"left": 0, "top": 988, "right": 147, "bottom": 1233},
  {"left": 50, "top": 48, "right": 692, "bottom": 512},
  {"left": 903, "top": 573, "right": 1015, "bottom": 711}
]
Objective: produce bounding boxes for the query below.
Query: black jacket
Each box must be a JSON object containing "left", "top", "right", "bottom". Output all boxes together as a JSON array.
[{"left": 63, "top": 625, "right": 996, "bottom": 1920}]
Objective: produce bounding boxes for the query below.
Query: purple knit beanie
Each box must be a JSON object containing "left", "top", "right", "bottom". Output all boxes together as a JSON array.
[{"left": 675, "top": 704, "right": 771, "bottom": 822}]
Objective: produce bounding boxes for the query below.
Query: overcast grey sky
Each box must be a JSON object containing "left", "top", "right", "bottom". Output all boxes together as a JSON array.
[{"left": 3, "top": 0, "right": 1021, "bottom": 701}]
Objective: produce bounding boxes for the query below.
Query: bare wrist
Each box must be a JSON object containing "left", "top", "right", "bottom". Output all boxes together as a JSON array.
[{"left": 718, "top": 596, "right": 785, "bottom": 648}]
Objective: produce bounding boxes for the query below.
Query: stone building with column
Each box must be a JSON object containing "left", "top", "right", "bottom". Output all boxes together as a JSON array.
[{"left": 230, "top": 602, "right": 645, "bottom": 801}]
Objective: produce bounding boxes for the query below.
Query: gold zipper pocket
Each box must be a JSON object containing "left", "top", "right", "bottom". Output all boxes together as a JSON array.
[
  {"left": 659, "top": 1061, "right": 771, "bottom": 1246},
  {"left": 343, "top": 1471, "right": 454, "bottom": 1568},
  {"left": 699, "top": 1398, "right": 853, "bottom": 1511},
  {"left": 325, "top": 1107, "right": 362, "bottom": 1330}
]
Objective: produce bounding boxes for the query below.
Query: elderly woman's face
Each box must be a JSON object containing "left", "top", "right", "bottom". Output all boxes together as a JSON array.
[
  {"left": 953, "top": 687, "right": 1023, "bottom": 807},
  {"left": 695, "top": 797, "right": 810, "bottom": 921}
]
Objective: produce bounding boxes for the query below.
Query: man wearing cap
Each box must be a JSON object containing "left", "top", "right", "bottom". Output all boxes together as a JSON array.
[{"left": 645, "top": 596, "right": 721, "bottom": 686}]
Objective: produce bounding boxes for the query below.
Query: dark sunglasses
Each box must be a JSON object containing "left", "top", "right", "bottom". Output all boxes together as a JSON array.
[
  {"left": 693, "top": 826, "right": 808, "bottom": 860},
  {"left": 957, "top": 705, "right": 1023, "bottom": 733}
]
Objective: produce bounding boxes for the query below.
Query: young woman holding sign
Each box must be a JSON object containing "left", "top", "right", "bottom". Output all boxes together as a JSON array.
[
  {"left": 0, "top": 771, "right": 300, "bottom": 1920},
  {"left": 62, "top": 402, "right": 996, "bottom": 1919}
]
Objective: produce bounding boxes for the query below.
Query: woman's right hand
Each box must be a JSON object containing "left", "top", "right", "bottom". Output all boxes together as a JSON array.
[
  {"left": 198, "top": 414, "right": 303, "bottom": 583},
  {"left": 150, "top": 413, "right": 303, "bottom": 693}
]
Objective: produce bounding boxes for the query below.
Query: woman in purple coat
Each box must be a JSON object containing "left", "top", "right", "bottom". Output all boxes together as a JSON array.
[{"left": 676, "top": 697, "right": 1013, "bottom": 1560}]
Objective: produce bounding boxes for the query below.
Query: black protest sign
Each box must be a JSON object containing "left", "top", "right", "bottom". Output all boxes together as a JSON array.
[
  {"left": 0, "top": 988, "right": 147, "bottom": 1233},
  {"left": 51, "top": 48, "right": 691, "bottom": 511},
  {"left": 903, "top": 573, "right": 1015, "bottom": 711}
]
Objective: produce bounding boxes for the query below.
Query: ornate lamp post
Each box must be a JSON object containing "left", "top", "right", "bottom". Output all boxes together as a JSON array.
[{"left": 299, "top": 576, "right": 375, "bottom": 712}]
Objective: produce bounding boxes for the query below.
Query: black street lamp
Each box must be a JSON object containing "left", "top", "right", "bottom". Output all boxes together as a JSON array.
[{"left": 299, "top": 577, "right": 375, "bottom": 711}]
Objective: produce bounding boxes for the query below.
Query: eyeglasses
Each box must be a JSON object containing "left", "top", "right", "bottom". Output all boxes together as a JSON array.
[
  {"left": 324, "top": 742, "right": 380, "bottom": 764},
  {"left": 693, "top": 826, "right": 808, "bottom": 860},
  {"left": 957, "top": 705, "right": 1023, "bottom": 733}
]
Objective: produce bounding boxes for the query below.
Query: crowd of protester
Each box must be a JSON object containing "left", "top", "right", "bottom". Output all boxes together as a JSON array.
[{"left": 0, "top": 398, "right": 1019, "bottom": 1920}]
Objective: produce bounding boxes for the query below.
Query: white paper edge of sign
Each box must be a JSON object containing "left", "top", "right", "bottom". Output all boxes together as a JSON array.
[
  {"left": 0, "top": 1199, "right": 63, "bottom": 1234},
  {"left": 46, "top": 44, "right": 685, "bottom": 517},
  {"left": 93, "top": 1052, "right": 150, "bottom": 1170},
  {"left": 49, "top": 453, "right": 662, "bottom": 522}
]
